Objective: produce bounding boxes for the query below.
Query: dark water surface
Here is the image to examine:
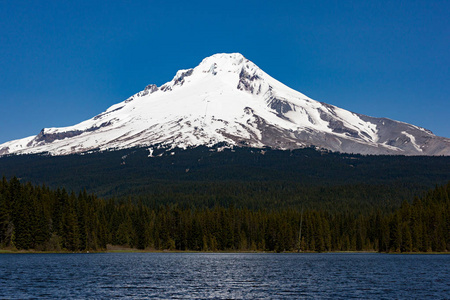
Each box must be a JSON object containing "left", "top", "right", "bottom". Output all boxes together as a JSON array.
[{"left": 0, "top": 253, "right": 448, "bottom": 299}]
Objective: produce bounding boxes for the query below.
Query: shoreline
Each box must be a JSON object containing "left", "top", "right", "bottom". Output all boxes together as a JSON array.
[{"left": 1, "top": 249, "right": 448, "bottom": 255}]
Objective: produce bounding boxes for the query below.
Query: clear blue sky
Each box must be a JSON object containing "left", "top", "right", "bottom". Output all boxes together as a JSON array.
[{"left": 1, "top": 0, "right": 449, "bottom": 143}]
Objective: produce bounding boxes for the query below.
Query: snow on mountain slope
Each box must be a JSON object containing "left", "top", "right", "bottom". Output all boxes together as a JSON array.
[{"left": 1, "top": 53, "right": 449, "bottom": 156}]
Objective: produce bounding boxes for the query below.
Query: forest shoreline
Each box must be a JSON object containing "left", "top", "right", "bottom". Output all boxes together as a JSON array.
[
  {"left": 1, "top": 248, "right": 448, "bottom": 255},
  {"left": 2, "top": 178, "right": 449, "bottom": 254}
]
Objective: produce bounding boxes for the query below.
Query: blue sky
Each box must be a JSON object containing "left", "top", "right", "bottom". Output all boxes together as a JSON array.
[{"left": 1, "top": 0, "right": 449, "bottom": 143}]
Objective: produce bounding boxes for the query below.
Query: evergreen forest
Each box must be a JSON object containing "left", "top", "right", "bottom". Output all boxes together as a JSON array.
[
  {"left": 1, "top": 146, "right": 449, "bottom": 213},
  {"left": 1, "top": 176, "right": 448, "bottom": 253}
]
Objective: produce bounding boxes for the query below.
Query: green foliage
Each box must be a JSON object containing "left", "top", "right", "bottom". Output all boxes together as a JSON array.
[
  {"left": 0, "top": 176, "right": 448, "bottom": 252},
  {"left": 0, "top": 177, "right": 107, "bottom": 251},
  {"left": 1, "top": 147, "right": 449, "bottom": 213}
]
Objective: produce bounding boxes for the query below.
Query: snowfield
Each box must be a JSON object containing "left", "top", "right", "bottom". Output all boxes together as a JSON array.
[{"left": 1, "top": 53, "right": 449, "bottom": 156}]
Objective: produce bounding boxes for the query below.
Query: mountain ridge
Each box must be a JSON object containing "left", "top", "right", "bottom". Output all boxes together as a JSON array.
[{"left": 1, "top": 53, "right": 449, "bottom": 156}]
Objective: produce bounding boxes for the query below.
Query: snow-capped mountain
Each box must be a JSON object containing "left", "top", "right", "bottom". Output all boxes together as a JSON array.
[{"left": 1, "top": 53, "right": 449, "bottom": 156}]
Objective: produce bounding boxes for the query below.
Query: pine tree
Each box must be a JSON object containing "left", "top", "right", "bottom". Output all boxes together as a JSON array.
[{"left": 61, "top": 193, "right": 80, "bottom": 251}]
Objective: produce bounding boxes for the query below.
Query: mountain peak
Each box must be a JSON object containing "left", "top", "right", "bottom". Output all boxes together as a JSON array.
[
  {"left": 196, "top": 53, "right": 254, "bottom": 74},
  {"left": 1, "top": 53, "right": 449, "bottom": 156},
  {"left": 159, "top": 52, "right": 261, "bottom": 93},
  {"left": 200, "top": 52, "right": 247, "bottom": 65}
]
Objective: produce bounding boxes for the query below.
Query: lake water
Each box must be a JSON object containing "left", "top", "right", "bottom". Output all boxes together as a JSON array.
[{"left": 0, "top": 253, "right": 448, "bottom": 299}]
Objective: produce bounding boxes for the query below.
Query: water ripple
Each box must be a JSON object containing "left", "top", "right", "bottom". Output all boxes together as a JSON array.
[{"left": 0, "top": 253, "right": 449, "bottom": 299}]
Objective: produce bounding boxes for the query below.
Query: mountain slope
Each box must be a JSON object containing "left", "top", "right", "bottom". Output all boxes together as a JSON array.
[{"left": 1, "top": 53, "right": 449, "bottom": 156}]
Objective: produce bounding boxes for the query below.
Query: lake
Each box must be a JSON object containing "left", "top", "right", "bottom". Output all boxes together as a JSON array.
[{"left": 0, "top": 253, "right": 448, "bottom": 299}]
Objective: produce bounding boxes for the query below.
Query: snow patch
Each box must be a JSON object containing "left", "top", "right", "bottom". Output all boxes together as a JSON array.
[
  {"left": 0, "top": 52, "right": 444, "bottom": 157},
  {"left": 401, "top": 131, "right": 423, "bottom": 152}
]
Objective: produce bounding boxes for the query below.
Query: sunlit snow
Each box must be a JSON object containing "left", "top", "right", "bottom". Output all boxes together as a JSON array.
[{"left": 0, "top": 53, "right": 447, "bottom": 156}]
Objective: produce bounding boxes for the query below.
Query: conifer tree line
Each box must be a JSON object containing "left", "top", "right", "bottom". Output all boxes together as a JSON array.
[{"left": 0, "top": 176, "right": 448, "bottom": 252}]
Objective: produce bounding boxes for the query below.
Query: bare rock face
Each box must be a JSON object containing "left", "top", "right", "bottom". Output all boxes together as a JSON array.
[
  {"left": 1, "top": 53, "right": 449, "bottom": 157},
  {"left": 139, "top": 84, "right": 159, "bottom": 97},
  {"left": 33, "top": 129, "right": 84, "bottom": 144}
]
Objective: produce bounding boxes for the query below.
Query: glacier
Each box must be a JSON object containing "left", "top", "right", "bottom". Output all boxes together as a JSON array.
[{"left": 1, "top": 53, "right": 449, "bottom": 156}]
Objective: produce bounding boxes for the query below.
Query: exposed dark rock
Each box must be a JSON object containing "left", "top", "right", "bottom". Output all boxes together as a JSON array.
[
  {"left": 267, "top": 97, "right": 293, "bottom": 115},
  {"left": 318, "top": 109, "right": 332, "bottom": 122},
  {"left": 237, "top": 67, "right": 261, "bottom": 93},
  {"left": 139, "top": 84, "right": 159, "bottom": 97},
  {"left": 244, "top": 107, "right": 254, "bottom": 115},
  {"left": 160, "top": 85, "right": 172, "bottom": 92},
  {"left": 34, "top": 121, "right": 113, "bottom": 144},
  {"left": 319, "top": 109, "right": 359, "bottom": 138},
  {"left": 208, "top": 63, "right": 217, "bottom": 75},
  {"left": 328, "top": 120, "right": 359, "bottom": 138},
  {"left": 360, "top": 131, "right": 372, "bottom": 140},
  {"left": 239, "top": 67, "right": 260, "bottom": 81},
  {"left": 0, "top": 147, "right": 10, "bottom": 156},
  {"left": 35, "top": 129, "right": 84, "bottom": 144},
  {"left": 174, "top": 69, "right": 194, "bottom": 86},
  {"left": 124, "top": 96, "right": 135, "bottom": 103},
  {"left": 320, "top": 103, "right": 338, "bottom": 117},
  {"left": 94, "top": 106, "right": 124, "bottom": 120}
]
